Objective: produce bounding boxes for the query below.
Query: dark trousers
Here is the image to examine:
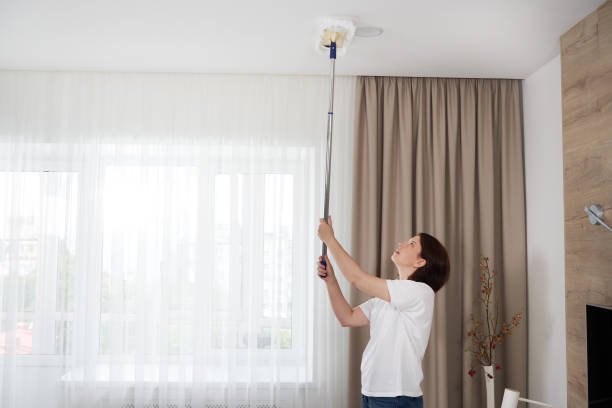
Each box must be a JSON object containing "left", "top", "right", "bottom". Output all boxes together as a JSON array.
[{"left": 361, "top": 394, "right": 424, "bottom": 408}]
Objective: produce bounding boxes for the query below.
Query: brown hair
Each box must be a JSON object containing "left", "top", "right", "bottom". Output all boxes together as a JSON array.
[{"left": 408, "top": 233, "right": 450, "bottom": 292}]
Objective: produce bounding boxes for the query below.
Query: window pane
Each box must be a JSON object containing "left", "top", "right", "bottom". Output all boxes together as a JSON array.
[
  {"left": 20, "top": 261, "right": 37, "bottom": 313},
  {"left": 213, "top": 173, "right": 295, "bottom": 351},
  {"left": 55, "top": 320, "right": 72, "bottom": 354},
  {"left": 0, "top": 172, "right": 78, "bottom": 355},
  {"left": 213, "top": 174, "right": 243, "bottom": 315},
  {"left": 212, "top": 325, "right": 238, "bottom": 349},
  {"left": 263, "top": 174, "right": 293, "bottom": 320},
  {"left": 99, "top": 317, "right": 135, "bottom": 355},
  {"left": 100, "top": 166, "right": 197, "bottom": 355},
  {"left": 280, "top": 328, "right": 292, "bottom": 349},
  {"left": 168, "top": 322, "right": 193, "bottom": 354},
  {"left": 257, "top": 327, "right": 271, "bottom": 349},
  {"left": 0, "top": 320, "right": 33, "bottom": 355},
  {"left": 56, "top": 238, "right": 76, "bottom": 313}
]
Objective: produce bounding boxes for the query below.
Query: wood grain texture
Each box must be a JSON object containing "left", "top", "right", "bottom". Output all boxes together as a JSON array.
[{"left": 561, "top": 1, "right": 612, "bottom": 407}]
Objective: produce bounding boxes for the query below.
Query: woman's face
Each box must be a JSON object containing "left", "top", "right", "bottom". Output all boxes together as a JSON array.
[{"left": 391, "top": 235, "right": 426, "bottom": 277}]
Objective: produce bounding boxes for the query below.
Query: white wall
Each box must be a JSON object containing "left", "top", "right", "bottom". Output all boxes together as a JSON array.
[{"left": 523, "top": 54, "right": 567, "bottom": 408}]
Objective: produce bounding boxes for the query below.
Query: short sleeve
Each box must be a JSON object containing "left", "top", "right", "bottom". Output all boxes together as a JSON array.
[
  {"left": 386, "top": 279, "right": 430, "bottom": 311},
  {"left": 358, "top": 298, "right": 376, "bottom": 321}
]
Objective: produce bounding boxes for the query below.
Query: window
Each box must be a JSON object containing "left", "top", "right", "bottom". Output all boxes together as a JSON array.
[{"left": 1, "top": 144, "right": 315, "bottom": 383}]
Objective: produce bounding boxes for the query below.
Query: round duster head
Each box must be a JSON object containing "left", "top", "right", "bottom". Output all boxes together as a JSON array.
[{"left": 316, "top": 18, "right": 355, "bottom": 57}]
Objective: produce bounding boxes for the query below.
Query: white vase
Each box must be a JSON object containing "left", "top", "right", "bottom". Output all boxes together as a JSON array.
[{"left": 482, "top": 365, "right": 495, "bottom": 408}]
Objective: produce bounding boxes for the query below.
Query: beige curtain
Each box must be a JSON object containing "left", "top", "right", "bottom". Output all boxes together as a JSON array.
[{"left": 348, "top": 77, "right": 527, "bottom": 408}]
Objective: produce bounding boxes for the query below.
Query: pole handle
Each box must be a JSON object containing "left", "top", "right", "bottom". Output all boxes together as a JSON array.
[{"left": 320, "top": 224, "right": 328, "bottom": 279}]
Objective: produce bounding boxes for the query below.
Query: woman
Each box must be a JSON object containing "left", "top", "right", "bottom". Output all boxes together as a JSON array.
[{"left": 317, "top": 216, "right": 450, "bottom": 408}]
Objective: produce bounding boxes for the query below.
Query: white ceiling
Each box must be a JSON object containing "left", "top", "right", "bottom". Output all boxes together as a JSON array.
[{"left": 0, "top": 0, "right": 606, "bottom": 78}]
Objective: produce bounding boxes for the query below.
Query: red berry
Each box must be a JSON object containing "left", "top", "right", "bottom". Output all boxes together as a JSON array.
[{"left": 495, "top": 365, "right": 501, "bottom": 370}]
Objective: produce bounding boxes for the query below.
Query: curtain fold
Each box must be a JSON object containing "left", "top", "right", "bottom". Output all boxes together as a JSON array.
[
  {"left": 349, "top": 76, "right": 527, "bottom": 408},
  {"left": 0, "top": 71, "right": 356, "bottom": 408}
]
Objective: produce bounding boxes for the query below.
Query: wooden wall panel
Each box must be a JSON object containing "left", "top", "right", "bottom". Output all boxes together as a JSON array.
[{"left": 561, "top": 1, "right": 612, "bottom": 407}]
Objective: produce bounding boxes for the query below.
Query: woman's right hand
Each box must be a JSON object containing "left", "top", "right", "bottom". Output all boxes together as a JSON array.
[{"left": 317, "top": 255, "right": 335, "bottom": 282}]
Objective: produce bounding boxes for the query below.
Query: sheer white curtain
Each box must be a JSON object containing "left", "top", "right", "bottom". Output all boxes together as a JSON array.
[{"left": 0, "top": 71, "right": 355, "bottom": 408}]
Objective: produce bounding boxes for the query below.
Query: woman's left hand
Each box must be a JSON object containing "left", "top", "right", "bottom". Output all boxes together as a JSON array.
[{"left": 317, "top": 216, "right": 335, "bottom": 244}]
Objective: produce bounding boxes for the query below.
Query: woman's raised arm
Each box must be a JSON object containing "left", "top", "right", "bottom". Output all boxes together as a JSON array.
[{"left": 318, "top": 217, "right": 390, "bottom": 302}]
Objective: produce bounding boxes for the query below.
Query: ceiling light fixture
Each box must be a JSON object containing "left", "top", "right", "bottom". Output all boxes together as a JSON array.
[{"left": 355, "top": 26, "right": 384, "bottom": 38}]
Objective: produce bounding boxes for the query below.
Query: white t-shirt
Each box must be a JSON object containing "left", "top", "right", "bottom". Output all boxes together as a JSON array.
[{"left": 358, "top": 279, "right": 435, "bottom": 397}]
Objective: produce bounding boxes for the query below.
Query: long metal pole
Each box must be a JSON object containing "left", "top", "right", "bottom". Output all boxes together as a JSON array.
[{"left": 320, "top": 41, "right": 336, "bottom": 276}]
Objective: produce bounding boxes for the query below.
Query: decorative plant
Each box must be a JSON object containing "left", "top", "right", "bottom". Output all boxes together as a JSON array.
[{"left": 465, "top": 256, "right": 522, "bottom": 378}]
